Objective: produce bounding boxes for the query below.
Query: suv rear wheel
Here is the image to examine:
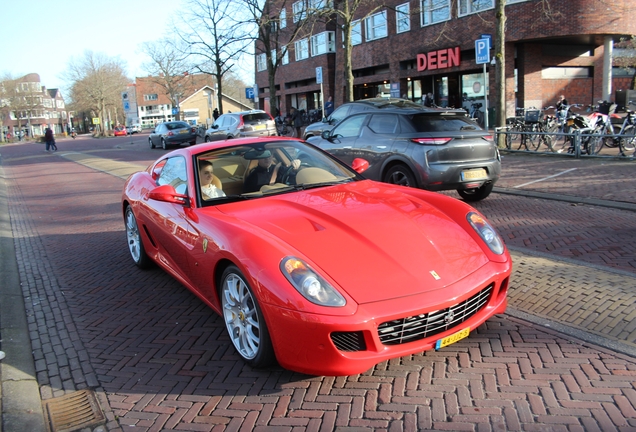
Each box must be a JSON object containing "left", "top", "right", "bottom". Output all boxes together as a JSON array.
[
  {"left": 383, "top": 164, "right": 416, "bottom": 187},
  {"left": 457, "top": 182, "right": 494, "bottom": 202}
]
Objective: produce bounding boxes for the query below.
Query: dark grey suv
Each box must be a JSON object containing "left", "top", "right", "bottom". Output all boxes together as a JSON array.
[
  {"left": 306, "top": 106, "right": 500, "bottom": 201},
  {"left": 302, "top": 98, "right": 422, "bottom": 140}
]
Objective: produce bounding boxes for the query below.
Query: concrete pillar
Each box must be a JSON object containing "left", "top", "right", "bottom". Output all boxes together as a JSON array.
[{"left": 602, "top": 36, "right": 613, "bottom": 102}]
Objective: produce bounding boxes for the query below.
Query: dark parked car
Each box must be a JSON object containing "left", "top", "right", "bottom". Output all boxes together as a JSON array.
[
  {"left": 302, "top": 97, "right": 423, "bottom": 140},
  {"left": 149, "top": 121, "right": 198, "bottom": 149},
  {"left": 204, "top": 110, "right": 276, "bottom": 141},
  {"left": 307, "top": 105, "right": 500, "bottom": 201}
]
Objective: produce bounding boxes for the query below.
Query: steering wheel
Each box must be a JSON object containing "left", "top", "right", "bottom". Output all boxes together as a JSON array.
[{"left": 279, "top": 164, "right": 296, "bottom": 185}]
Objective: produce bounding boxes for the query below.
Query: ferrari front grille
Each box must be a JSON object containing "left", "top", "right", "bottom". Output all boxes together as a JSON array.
[
  {"left": 331, "top": 331, "right": 367, "bottom": 352},
  {"left": 377, "top": 284, "right": 493, "bottom": 345}
]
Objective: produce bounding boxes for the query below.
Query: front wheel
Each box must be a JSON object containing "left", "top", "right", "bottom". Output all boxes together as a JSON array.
[
  {"left": 161, "top": 138, "right": 168, "bottom": 150},
  {"left": 149, "top": 138, "right": 155, "bottom": 149},
  {"left": 125, "top": 206, "right": 152, "bottom": 269},
  {"left": 220, "top": 266, "right": 275, "bottom": 368},
  {"left": 619, "top": 125, "right": 636, "bottom": 153},
  {"left": 383, "top": 164, "right": 416, "bottom": 187},
  {"left": 457, "top": 182, "right": 494, "bottom": 202}
]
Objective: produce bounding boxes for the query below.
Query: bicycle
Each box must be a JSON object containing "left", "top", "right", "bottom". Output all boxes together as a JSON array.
[
  {"left": 275, "top": 116, "right": 295, "bottom": 137},
  {"left": 469, "top": 102, "right": 484, "bottom": 127}
]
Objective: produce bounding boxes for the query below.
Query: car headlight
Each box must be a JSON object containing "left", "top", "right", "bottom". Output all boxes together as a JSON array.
[
  {"left": 467, "top": 212, "right": 505, "bottom": 255},
  {"left": 280, "top": 257, "right": 346, "bottom": 307}
]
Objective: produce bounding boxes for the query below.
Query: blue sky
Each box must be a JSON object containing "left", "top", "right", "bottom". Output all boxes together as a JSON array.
[{"left": 0, "top": 0, "right": 254, "bottom": 93}]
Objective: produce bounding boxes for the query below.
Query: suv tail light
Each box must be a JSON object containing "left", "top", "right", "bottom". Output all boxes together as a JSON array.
[
  {"left": 238, "top": 116, "right": 245, "bottom": 132},
  {"left": 482, "top": 135, "right": 493, "bottom": 141},
  {"left": 411, "top": 138, "right": 452, "bottom": 145},
  {"left": 167, "top": 131, "right": 174, "bottom": 136}
]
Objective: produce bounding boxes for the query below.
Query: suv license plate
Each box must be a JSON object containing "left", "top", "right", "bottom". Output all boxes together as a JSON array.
[
  {"left": 461, "top": 168, "right": 487, "bottom": 181},
  {"left": 254, "top": 124, "right": 265, "bottom": 130},
  {"left": 435, "top": 327, "right": 470, "bottom": 350}
]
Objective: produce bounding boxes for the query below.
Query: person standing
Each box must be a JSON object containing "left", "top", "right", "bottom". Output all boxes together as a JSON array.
[
  {"left": 556, "top": 94, "right": 569, "bottom": 123},
  {"left": 423, "top": 92, "right": 435, "bottom": 107},
  {"left": 291, "top": 107, "right": 303, "bottom": 138},
  {"left": 324, "top": 96, "right": 334, "bottom": 117},
  {"left": 44, "top": 127, "right": 56, "bottom": 152},
  {"left": 213, "top": 108, "right": 219, "bottom": 120}
]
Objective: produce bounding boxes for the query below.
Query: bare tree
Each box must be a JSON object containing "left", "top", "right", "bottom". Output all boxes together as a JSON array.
[
  {"left": 494, "top": 0, "right": 506, "bottom": 147},
  {"left": 317, "top": 0, "right": 385, "bottom": 103},
  {"left": 0, "top": 74, "right": 44, "bottom": 138},
  {"left": 175, "top": 0, "right": 249, "bottom": 115},
  {"left": 141, "top": 38, "right": 193, "bottom": 117},
  {"left": 247, "top": 0, "right": 314, "bottom": 117},
  {"left": 65, "top": 51, "right": 130, "bottom": 137}
]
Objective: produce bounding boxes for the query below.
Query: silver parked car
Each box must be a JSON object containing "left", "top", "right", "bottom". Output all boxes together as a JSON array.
[
  {"left": 204, "top": 110, "right": 276, "bottom": 141},
  {"left": 149, "top": 121, "right": 198, "bottom": 149},
  {"left": 307, "top": 106, "right": 501, "bottom": 201}
]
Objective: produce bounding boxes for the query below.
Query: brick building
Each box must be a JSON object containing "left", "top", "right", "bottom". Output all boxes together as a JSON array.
[
  {"left": 255, "top": 0, "right": 636, "bottom": 121},
  {"left": 1, "top": 73, "right": 70, "bottom": 139}
]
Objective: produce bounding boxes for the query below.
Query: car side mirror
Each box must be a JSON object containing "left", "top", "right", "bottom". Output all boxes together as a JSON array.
[
  {"left": 321, "top": 130, "right": 332, "bottom": 140},
  {"left": 351, "top": 158, "right": 370, "bottom": 174},
  {"left": 147, "top": 184, "right": 188, "bottom": 205},
  {"left": 212, "top": 124, "right": 219, "bottom": 129}
]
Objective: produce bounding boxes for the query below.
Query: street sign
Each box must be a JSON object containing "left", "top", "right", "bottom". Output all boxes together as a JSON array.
[
  {"left": 316, "top": 67, "right": 323, "bottom": 84},
  {"left": 123, "top": 101, "right": 130, "bottom": 111},
  {"left": 390, "top": 82, "right": 400, "bottom": 98},
  {"left": 246, "top": 87, "right": 254, "bottom": 99},
  {"left": 172, "top": 107, "right": 179, "bottom": 115},
  {"left": 475, "top": 38, "right": 490, "bottom": 64},
  {"left": 480, "top": 34, "right": 492, "bottom": 48}
]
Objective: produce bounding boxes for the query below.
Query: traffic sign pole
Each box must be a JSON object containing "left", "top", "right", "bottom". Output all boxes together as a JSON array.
[{"left": 475, "top": 38, "right": 491, "bottom": 130}]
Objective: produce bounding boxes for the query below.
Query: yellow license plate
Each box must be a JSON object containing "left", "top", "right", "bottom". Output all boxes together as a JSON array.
[
  {"left": 461, "top": 168, "right": 487, "bottom": 181},
  {"left": 435, "top": 327, "right": 470, "bottom": 350},
  {"left": 179, "top": 129, "right": 189, "bottom": 134},
  {"left": 254, "top": 124, "right": 265, "bottom": 130}
]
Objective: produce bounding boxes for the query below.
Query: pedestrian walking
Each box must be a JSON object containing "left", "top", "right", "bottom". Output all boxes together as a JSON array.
[
  {"left": 44, "top": 127, "right": 56, "bottom": 152},
  {"left": 213, "top": 108, "right": 219, "bottom": 120}
]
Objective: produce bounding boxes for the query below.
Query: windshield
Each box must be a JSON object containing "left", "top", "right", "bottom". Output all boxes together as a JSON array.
[
  {"left": 195, "top": 140, "right": 360, "bottom": 205},
  {"left": 409, "top": 113, "right": 480, "bottom": 132}
]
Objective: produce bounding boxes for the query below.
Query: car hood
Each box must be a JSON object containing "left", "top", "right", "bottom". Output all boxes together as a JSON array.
[{"left": 217, "top": 182, "right": 489, "bottom": 304}]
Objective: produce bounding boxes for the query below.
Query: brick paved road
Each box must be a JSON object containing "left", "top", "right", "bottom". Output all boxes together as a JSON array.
[{"left": 1, "top": 139, "right": 636, "bottom": 431}]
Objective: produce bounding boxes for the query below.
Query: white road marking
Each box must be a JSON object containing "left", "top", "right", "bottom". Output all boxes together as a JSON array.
[{"left": 513, "top": 168, "right": 578, "bottom": 188}]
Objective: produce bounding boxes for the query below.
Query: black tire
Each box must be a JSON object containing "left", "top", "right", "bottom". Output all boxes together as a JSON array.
[
  {"left": 149, "top": 138, "right": 155, "bottom": 149},
  {"left": 205, "top": 135, "right": 212, "bottom": 142},
  {"left": 220, "top": 265, "right": 276, "bottom": 368},
  {"left": 189, "top": 140, "right": 196, "bottom": 146},
  {"left": 161, "top": 138, "right": 168, "bottom": 150},
  {"left": 125, "top": 206, "right": 152, "bottom": 269},
  {"left": 383, "top": 164, "right": 417, "bottom": 187},
  {"left": 620, "top": 125, "right": 636, "bottom": 153},
  {"left": 457, "top": 182, "right": 494, "bottom": 202}
]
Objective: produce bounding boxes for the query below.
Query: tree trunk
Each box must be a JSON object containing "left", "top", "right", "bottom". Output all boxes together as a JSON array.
[{"left": 495, "top": 0, "right": 507, "bottom": 148}]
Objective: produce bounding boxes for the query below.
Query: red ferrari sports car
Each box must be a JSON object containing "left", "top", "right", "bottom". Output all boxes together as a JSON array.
[{"left": 122, "top": 137, "right": 511, "bottom": 376}]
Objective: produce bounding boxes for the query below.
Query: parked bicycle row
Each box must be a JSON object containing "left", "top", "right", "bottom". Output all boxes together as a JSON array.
[{"left": 500, "top": 102, "right": 636, "bottom": 157}]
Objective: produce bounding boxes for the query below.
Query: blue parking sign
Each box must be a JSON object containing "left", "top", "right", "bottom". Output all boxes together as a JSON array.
[
  {"left": 246, "top": 87, "right": 254, "bottom": 99},
  {"left": 475, "top": 38, "right": 490, "bottom": 64}
]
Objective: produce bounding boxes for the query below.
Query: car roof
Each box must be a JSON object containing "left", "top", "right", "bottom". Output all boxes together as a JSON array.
[
  {"left": 222, "top": 110, "right": 267, "bottom": 116},
  {"left": 345, "top": 98, "right": 424, "bottom": 109},
  {"left": 344, "top": 104, "right": 467, "bottom": 115}
]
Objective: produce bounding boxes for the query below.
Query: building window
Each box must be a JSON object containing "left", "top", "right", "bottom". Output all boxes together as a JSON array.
[
  {"left": 458, "top": 0, "right": 493, "bottom": 16},
  {"left": 311, "top": 31, "right": 335, "bottom": 56},
  {"left": 365, "top": 11, "right": 387, "bottom": 41},
  {"left": 309, "top": 0, "right": 331, "bottom": 9},
  {"left": 542, "top": 67, "right": 591, "bottom": 79},
  {"left": 144, "top": 94, "right": 158, "bottom": 101},
  {"left": 282, "top": 49, "right": 289, "bottom": 65},
  {"left": 396, "top": 3, "right": 410, "bottom": 33},
  {"left": 257, "top": 53, "right": 267, "bottom": 72},
  {"left": 292, "top": 0, "right": 307, "bottom": 22},
  {"left": 280, "top": 9, "right": 287, "bottom": 28},
  {"left": 295, "top": 38, "right": 309, "bottom": 61},
  {"left": 421, "top": 0, "right": 450, "bottom": 26}
]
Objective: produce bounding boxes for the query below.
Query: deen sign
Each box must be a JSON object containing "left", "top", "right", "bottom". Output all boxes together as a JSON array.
[{"left": 417, "top": 47, "right": 460, "bottom": 71}]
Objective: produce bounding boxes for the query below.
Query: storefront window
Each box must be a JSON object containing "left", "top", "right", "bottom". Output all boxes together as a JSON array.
[{"left": 461, "top": 73, "right": 487, "bottom": 99}]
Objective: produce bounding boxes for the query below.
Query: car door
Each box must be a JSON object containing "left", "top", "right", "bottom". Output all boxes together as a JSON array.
[
  {"left": 355, "top": 113, "right": 400, "bottom": 179},
  {"left": 141, "top": 155, "right": 197, "bottom": 284},
  {"left": 150, "top": 124, "right": 164, "bottom": 146},
  {"left": 318, "top": 114, "right": 368, "bottom": 166}
]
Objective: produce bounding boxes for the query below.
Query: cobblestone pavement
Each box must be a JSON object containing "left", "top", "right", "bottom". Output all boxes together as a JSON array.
[{"left": 1, "top": 140, "right": 636, "bottom": 432}]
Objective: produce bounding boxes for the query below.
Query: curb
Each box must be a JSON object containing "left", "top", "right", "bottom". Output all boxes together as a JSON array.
[{"left": 0, "top": 164, "right": 46, "bottom": 432}]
